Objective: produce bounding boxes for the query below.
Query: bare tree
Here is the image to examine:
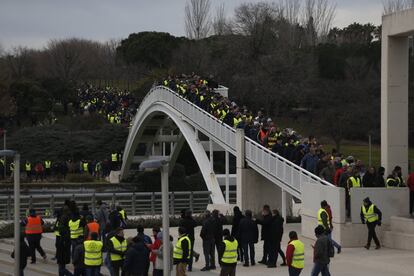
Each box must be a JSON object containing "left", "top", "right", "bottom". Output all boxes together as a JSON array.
[
  {"left": 185, "top": 0, "right": 212, "bottom": 39},
  {"left": 302, "top": 0, "right": 336, "bottom": 42},
  {"left": 212, "top": 3, "right": 230, "bottom": 36},
  {"left": 6, "top": 46, "right": 37, "bottom": 80},
  {"left": 383, "top": 0, "right": 414, "bottom": 14},
  {"left": 282, "top": 0, "right": 302, "bottom": 25}
]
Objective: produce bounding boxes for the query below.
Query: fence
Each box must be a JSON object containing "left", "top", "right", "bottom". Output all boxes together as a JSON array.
[{"left": 0, "top": 191, "right": 212, "bottom": 221}]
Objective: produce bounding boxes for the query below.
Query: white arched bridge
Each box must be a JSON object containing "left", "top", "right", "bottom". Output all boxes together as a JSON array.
[{"left": 120, "top": 85, "right": 334, "bottom": 213}]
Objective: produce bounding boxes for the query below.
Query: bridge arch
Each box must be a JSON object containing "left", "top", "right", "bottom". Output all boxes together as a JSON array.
[{"left": 121, "top": 99, "right": 225, "bottom": 204}]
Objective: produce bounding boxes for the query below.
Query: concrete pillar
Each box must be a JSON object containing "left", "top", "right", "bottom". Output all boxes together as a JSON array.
[
  {"left": 236, "top": 129, "right": 245, "bottom": 208},
  {"left": 381, "top": 21, "right": 410, "bottom": 175},
  {"left": 209, "top": 139, "right": 214, "bottom": 171},
  {"left": 225, "top": 150, "right": 229, "bottom": 204},
  {"left": 281, "top": 189, "right": 287, "bottom": 223}
]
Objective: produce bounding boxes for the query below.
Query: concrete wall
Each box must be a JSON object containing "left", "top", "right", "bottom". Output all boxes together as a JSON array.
[
  {"left": 350, "top": 188, "right": 409, "bottom": 224},
  {"left": 237, "top": 168, "right": 283, "bottom": 213}
]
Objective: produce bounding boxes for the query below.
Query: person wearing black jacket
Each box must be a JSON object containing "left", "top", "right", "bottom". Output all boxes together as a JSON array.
[
  {"left": 174, "top": 227, "right": 191, "bottom": 276},
  {"left": 123, "top": 236, "right": 148, "bottom": 276},
  {"left": 212, "top": 210, "right": 224, "bottom": 266},
  {"left": 268, "top": 209, "right": 286, "bottom": 268},
  {"left": 11, "top": 234, "right": 30, "bottom": 276},
  {"left": 256, "top": 205, "right": 272, "bottom": 265},
  {"left": 179, "top": 209, "right": 200, "bottom": 271},
  {"left": 219, "top": 229, "right": 238, "bottom": 276},
  {"left": 231, "top": 206, "right": 244, "bottom": 263},
  {"left": 376, "top": 167, "right": 386, "bottom": 187},
  {"left": 56, "top": 213, "right": 73, "bottom": 276},
  {"left": 200, "top": 211, "right": 215, "bottom": 271},
  {"left": 360, "top": 197, "right": 382, "bottom": 250},
  {"left": 237, "top": 210, "right": 258, "bottom": 267}
]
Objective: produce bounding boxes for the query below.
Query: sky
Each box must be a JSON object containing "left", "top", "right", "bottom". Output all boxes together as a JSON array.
[{"left": 0, "top": 0, "right": 384, "bottom": 51}]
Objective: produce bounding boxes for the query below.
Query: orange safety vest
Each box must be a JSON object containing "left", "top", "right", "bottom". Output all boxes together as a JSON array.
[
  {"left": 86, "top": 222, "right": 100, "bottom": 240},
  {"left": 25, "top": 215, "right": 43, "bottom": 234}
]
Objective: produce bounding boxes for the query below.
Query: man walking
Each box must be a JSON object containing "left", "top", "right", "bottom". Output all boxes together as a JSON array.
[
  {"left": 173, "top": 227, "right": 191, "bottom": 276},
  {"left": 256, "top": 205, "right": 272, "bottom": 266},
  {"left": 320, "top": 201, "right": 341, "bottom": 253},
  {"left": 285, "top": 231, "right": 304, "bottom": 276},
  {"left": 360, "top": 197, "right": 382, "bottom": 250},
  {"left": 311, "top": 225, "right": 331, "bottom": 276},
  {"left": 22, "top": 209, "right": 47, "bottom": 264}
]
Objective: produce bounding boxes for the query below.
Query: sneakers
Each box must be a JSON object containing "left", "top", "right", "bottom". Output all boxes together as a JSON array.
[{"left": 200, "top": 267, "right": 210, "bottom": 271}]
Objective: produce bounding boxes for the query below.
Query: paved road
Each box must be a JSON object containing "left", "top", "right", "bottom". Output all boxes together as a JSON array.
[{"left": 1, "top": 223, "right": 413, "bottom": 276}]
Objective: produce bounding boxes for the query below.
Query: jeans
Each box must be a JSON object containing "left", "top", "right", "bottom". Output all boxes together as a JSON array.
[
  {"left": 311, "top": 263, "right": 331, "bottom": 276},
  {"left": 26, "top": 234, "right": 46, "bottom": 262},
  {"left": 85, "top": 266, "right": 101, "bottom": 276},
  {"left": 366, "top": 222, "right": 380, "bottom": 247},
  {"left": 242, "top": 242, "right": 255, "bottom": 265},
  {"left": 327, "top": 232, "right": 341, "bottom": 250},
  {"left": 288, "top": 266, "right": 302, "bottom": 276},
  {"left": 203, "top": 239, "right": 215, "bottom": 268},
  {"left": 104, "top": 253, "right": 114, "bottom": 276},
  {"left": 71, "top": 238, "right": 82, "bottom": 261},
  {"left": 59, "top": 264, "right": 74, "bottom": 276}
]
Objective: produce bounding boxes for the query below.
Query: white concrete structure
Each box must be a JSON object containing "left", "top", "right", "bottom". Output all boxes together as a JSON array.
[
  {"left": 121, "top": 86, "right": 335, "bottom": 212},
  {"left": 381, "top": 8, "right": 414, "bottom": 175}
]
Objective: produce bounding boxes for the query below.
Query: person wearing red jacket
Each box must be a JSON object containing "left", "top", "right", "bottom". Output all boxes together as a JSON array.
[
  {"left": 285, "top": 231, "right": 304, "bottom": 276},
  {"left": 149, "top": 227, "right": 162, "bottom": 273},
  {"left": 407, "top": 172, "right": 414, "bottom": 215}
]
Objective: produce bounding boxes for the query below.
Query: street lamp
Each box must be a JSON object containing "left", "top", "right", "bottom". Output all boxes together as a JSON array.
[
  {"left": 0, "top": 150, "right": 20, "bottom": 276},
  {"left": 139, "top": 159, "right": 170, "bottom": 276}
]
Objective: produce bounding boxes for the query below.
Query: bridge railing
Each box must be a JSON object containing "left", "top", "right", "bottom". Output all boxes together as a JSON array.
[
  {"left": 128, "top": 86, "right": 335, "bottom": 199},
  {"left": 0, "top": 191, "right": 211, "bottom": 221}
]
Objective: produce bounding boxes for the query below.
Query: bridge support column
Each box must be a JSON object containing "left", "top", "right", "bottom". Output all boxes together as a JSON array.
[
  {"left": 236, "top": 129, "right": 282, "bottom": 211},
  {"left": 225, "top": 150, "right": 229, "bottom": 204},
  {"left": 281, "top": 189, "right": 287, "bottom": 223}
]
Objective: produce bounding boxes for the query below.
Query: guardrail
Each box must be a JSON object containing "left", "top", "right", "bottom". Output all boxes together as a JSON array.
[
  {"left": 0, "top": 191, "right": 212, "bottom": 220},
  {"left": 126, "top": 86, "right": 335, "bottom": 199}
]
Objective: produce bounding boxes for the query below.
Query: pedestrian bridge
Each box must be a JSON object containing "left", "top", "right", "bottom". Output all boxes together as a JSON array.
[{"left": 120, "top": 86, "right": 334, "bottom": 210}]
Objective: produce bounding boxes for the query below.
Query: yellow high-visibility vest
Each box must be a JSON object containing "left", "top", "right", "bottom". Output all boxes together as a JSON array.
[
  {"left": 83, "top": 163, "right": 89, "bottom": 172},
  {"left": 317, "top": 208, "right": 330, "bottom": 229},
  {"left": 25, "top": 163, "right": 31, "bottom": 171},
  {"left": 290, "top": 239, "right": 305, "bottom": 269},
  {"left": 84, "top": 240, "right": 103, "bottom": 266},
  {"left": 69, "top": 219, "right": 83, "bottom": 239},
  {"left": 111, "top": 153, "right": 118, "bottom": 162},
  {"left": 54, "top": 221, "right": 60, "bottom": 237},
  {"left": 362, "top": 204, "right": 379, "bottom": 223},
  {"left": 110, "top": 236, "right": 127, "bottom": 261},
  {"left": 119, "top": 210, "right": 126, "bottom": 220},
  {"left": 221, "top": 239, "right": 238, "bottom": 264},
  {"left": 45, "top": 160, "right": 51, "bottom": 169},
  {"left": 173, "top": 235, "right": 192, "bottom": 260}
]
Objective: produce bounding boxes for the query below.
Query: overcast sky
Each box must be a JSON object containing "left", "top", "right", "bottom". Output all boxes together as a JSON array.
[{"left": 0, "top": 0, "right": 384, "bottom": 51}]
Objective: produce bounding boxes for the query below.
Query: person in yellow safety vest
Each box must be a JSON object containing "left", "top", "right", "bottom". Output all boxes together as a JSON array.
[
  {"left": 360, "top": 197, "right": 382, "bottom": 250},
  {"left": 233, "top": 113, "right": 242, "bottom": 128},
  {"left": 44, "top": 160, "right": 52, "bottom": 178},
  {"left": 117, "top": 206, "right": 127, "bottom": 228},
  {"left": 173, "top": 227, "right": 192, "bottom": 276},
  {"left": 82, "top": 161, "right": 89, "bottom": 174},
  {"left": 347, "top": 171, "right": 361, "bottom": 194},
  {"left": 69, "top": 212, "right": 85, "bottom": 259},
  {"left": 265, "top": 127, "right": 279, "bottom": 150},
  {"left": 386, "top": 174, "right": 398, "bottom": 188},
  {"left": 285, "top": 231, "right": 304, "bottom": 276},
  {"left": 25, "top": 160, "right": 32, "bottom": 181},
  {"left": 317, "top": 203, "right": 330, "bottom": 231},
  {"left": 109, "top": 228, "right": 127, "bottom": 276},
  {"left": 84, "top": 232, "right": 103, "bottom": 275},
  {"left": 219, "top": 228, "right": 238, "bottom": 276}
]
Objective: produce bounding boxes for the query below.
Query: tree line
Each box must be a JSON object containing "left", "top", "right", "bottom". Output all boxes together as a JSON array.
[{"left": 0, "top": 0, "right": 413, "bottom": 151}]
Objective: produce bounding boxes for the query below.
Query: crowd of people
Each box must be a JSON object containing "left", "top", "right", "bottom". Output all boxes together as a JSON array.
[
  {"left": 0, "top": 152, "right": 122, "bottom": 182},
  {"left": 77, "top": 85, "right": 139, "bottom": 127}
]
